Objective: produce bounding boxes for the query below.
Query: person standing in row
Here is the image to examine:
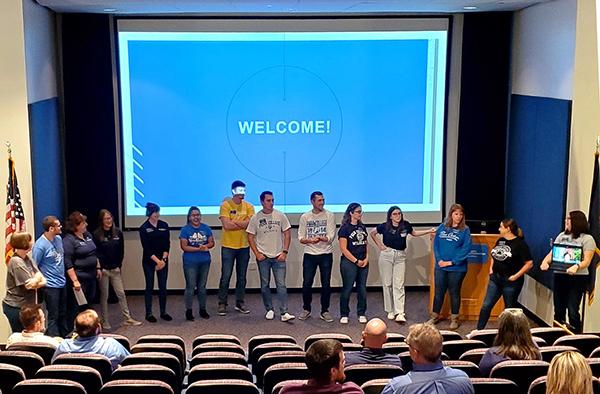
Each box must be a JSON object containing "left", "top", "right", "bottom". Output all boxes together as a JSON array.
[
  {"left": 218, "top": 180, "right": 254, "bottom": 316},
  {"left": 429, "top": 203, "right": 472, "bottom": 330},
  {"left": 298, "top": 191, "right": 336, "bottom": 323},
  {"left": 139, "top": 202, "right": 171, "bottom": 323},
  {"left": 370, "top": 206, "right": 435, "bottom": 324},
  {"left": 93, "top": 209, "right": 141, "bottom": 330},
  {"left": 179, "top": 206, "right": 214, "bottom": 321},
  {"left": 338, "top": 202, "right": 369, "bottom": 324},
  {"left": 247, "top": 191, "right": 295, "bottom": 322},
  {"left": 32, "top": 216, "right": 68, "bottom": 337}
]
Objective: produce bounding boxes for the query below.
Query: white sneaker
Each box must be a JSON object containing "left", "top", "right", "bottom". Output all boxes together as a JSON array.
[
  {"left": 265, "top": 310, "right": 275, "bottom": 320},
  {"left": 340, "top": 317, "right": 349, "bottom": 324},
  {"left": 359, "top": 316, "right": 368, "bottom": 324},
  {"left": 281, "top": 312, "right": 295, "bottom": 322},
  {"left": 395, "top": 314, "right": 406, "bottom": 324},
  {"left": 387, "top": 312, "right": 396, "bottom": 320}
]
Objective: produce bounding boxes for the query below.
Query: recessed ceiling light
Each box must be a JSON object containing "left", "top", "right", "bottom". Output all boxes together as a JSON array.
[
  {"left": 463, "top": 5, "right": 478, "bottom": 10},
  {"left": 103, "top": 8, "right": 117, "bottom": 12}
]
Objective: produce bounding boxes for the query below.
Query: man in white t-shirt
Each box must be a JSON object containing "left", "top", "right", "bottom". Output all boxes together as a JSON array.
[
  {"left": 7, "top": 305, "right": 61, "bottom": 348},
  {"left": 247, "top": 191, "right": 294, "bottom": 322},
  {"left": 297, "top": 191, "right": 336, "bottom": 322}
]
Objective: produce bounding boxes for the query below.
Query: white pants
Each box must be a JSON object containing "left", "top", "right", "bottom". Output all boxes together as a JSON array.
[
  {"left": 100, "top": 268, "right": 132, "bottom": 324},
  {"left": 378, "top": 248, "right": 407, "bottom": 316}
]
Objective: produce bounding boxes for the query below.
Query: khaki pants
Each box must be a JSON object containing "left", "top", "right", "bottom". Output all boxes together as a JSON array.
[
  {"left": 100, "top": 268, "right": 132, "bottom": 324},
  {"left": 378, "top": 249, "right": 406, "bottom": 316}
]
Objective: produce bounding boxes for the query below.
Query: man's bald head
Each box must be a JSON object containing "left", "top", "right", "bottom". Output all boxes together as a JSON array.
[
  {"left": 75, "top": 309, "right": 101, "bottom": 338},
  {"left": 362, "top": 318, "right": 388, "bottom": 348}
]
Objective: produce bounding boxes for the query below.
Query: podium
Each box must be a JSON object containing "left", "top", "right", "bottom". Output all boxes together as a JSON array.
[{"left": 429, "top": 234, "right": 503, "bottom": 320}]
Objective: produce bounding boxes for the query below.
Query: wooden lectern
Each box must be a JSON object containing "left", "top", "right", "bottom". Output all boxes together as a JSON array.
[{"left": 429, "top": 234, "right": 504, "bottom": 320}]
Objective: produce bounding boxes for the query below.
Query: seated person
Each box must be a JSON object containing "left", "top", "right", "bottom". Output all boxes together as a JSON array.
[
  {"left": 52, "top": 309, "right": 129, "bottom": 370},
  {"left": 478, "top": 308, "right": 541, "bottom": 377},
  {"left": 280, "top": 339, "right": 362, "bottom": 394},
  {"left": 382, "top": 323, "right": 474, "bottom": 394},
  {"left": 345, "top": 318, "right": 403, "bottom": 367},
  {"left": 546, "top": 351, "right": 593, "bottom": 394},
  {"left": 7, "top": 304, "right": 61, "bottom": 348}
]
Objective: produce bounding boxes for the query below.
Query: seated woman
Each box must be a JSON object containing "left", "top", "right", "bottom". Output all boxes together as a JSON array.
[
  {"left": 546, "top": 351, "right": 593, "bottom": 394},
  {"left": 479, "top": 308, "right": 541, "bottom": 377}
]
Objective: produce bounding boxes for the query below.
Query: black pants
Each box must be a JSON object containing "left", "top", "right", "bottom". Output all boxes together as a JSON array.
[{"left": 553, "top": 273, "right": 587, "bottom": 333}]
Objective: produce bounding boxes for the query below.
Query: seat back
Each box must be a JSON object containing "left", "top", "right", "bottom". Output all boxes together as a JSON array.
[
  {"left": 254, "top": 350, "right": 305, "bottom": 388},
  {"left": 587, "top": 357, "right": 600, "bottom": 377},
  {"left": 190, "top": 351, "right": 247, "bottom": 368},
  {"left": 361, "top": 378, "right": 391, "bottom": 394},
  {"left": 121, "top": 352, "right": 181, "bottom": 383},
  {"left": 130, "top": 343, "right": 185, "bottom": 376},
  {"left": 272, "top": 380, "right": 307, "bottom": 394},
  {"left": 442, "top": 360, "right": 481, "bottom": 377},
  {"left": 99, "top": 379, "right": 173, "bottom": 394},
  {"left": 398, "top": 351, "right": 412, "bottom": 372},
  {"left": 136, "top": 335, "right": 186, "bottom": 356},
  {"left": 100, "top": 334, "right": 131, "bottom": 352},
  {"left": 459, "top": 348, "right": 489, "bottom": 365},
  {"left": 489, "top": 360, "right": 550, "bottom": 392},
  {"left": 530, "top": 327, "right": 569, "bottom": 346},
  {"left": 111, "top": 364, "right": 179, "bottom": 394},
  {"left": 382, "top": 342, "right": 409, "bottom": 355},
  {"left": 304, "top": 333, "right": 353, "bottom": 351},
  {"left": 538, "top": 345, "right": 579, "bottom": 362},
  {"left": 385, "top": 333, "right": 405, "bottom": 343},
  {"left": 188, "top": 363, "right": 252, "bottom": 384},
  {"left": 248, "top": 335, "right": 296, "bottom": 357},
  {"left": 193, "top": 334, "right": 241, "bottom": 349},
  {"left": 186, "top": 379, "right": 260, "bottom": 394},
  {"left": 36, "top": 365, "right": 103, "bottom": 394},
  {"left": 344, "top": 364, "right": 404, "bottom": 386},
  {"left": 250, "top": 342, "right": 303, "bottom": 366},
  {"left": 528, "top": 375, "right": 547, "bottom": 394},
  {"left": 0, "top": 350, "right": 45, "bottom": 378},
  {"left": 13, "top": 378, "right": 86, "bottom": 394},
  {"left": 553, "top": 334, "right": 600, "bottom": 357},
  {"left": 443, "top": 340, "right": 487, "bottom": 360},
  {"left": 52, "top": 353, "right": 112, "bottom": 383},
  {"left": 440, "top": 330, "right": 463, "bottom": 342},
  {"left": 7, "top": 342, "right": 57, "bottom": 365},
  {"left": 192, "top": 342, "right": 245, "bottom": 357},
  {"left": 469, "top": 377, "right": 520, "bottom": 394},
  {"left": 0, "top": 362, "right": 26, "bottom": 394},
  {"left": 263, "top": 362, "right": 309, "bottom": 394},
  {"left": 342, "top": 343, "right": 363, "bottom": 352},
  {"left": 468, "top": 330, "right": 498, "bottom": 347}
]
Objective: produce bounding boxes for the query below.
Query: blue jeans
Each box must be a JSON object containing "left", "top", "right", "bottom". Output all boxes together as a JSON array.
[
  {"left": 218, "top": 247, "right": 249, "bottom": 306},
  {"left": 340, "top": 257, "right": 369, "bottom": 317},
  {"left": 476, "top": 273, "right": 523, "bottom": 329},
  {"left": 302, "top": 253, "right": 333, "bottom": 313},
  {"left": 258, "top": 258, "right": 288, "bottom": 314},
  {"left": 183, "top": 262, "right": 210, "bottom": 310},
  {"left": 42, "top": 286, "right": 68, "bottom": 337},
  {"left": 432, "top": 269, "right": 466, "bottom": 315},
  {"left": 3, "top": 303, "right": 22, "bottom": 333},
  {"left": 143, "top": 262, "right": 168, "bottom": 316}
]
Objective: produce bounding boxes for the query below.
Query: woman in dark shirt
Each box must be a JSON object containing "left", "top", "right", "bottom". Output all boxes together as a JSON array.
[
  {"left": 139, "top": 202, "right": 171, "bottom": 323},
  {"left": 64, "top": 211, "right": 101, "bottom": 326},
  {"left": 475, "top": 218, "right": 533, "bottom": 330},
  {"left": 338, "top": 203, "right": 369, "bottom": 324},
  {"left": 93, "top": 209, "right": 141, "bottom": 330}
]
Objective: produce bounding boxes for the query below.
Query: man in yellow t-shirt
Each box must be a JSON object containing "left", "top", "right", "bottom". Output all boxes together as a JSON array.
[{"left": 217, "top": 180, "right": 255, "bottom": 315}]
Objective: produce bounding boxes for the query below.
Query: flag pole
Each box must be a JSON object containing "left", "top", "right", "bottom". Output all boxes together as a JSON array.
[{"left": 5, "top": 141, "right": 11, "bottom": 159}]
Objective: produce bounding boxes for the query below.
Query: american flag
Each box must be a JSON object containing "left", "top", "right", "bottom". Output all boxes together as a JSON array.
[{"left": 5, "top": 157, "right": 25, "bottom": 264}]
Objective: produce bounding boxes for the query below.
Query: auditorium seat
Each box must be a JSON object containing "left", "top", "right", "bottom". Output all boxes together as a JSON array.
[
  {"left": 100, "top": 333, "right": 132, "bottom": 352},
  {"left": 111, "top": 364, "right": 179, "bottom": 394},
  {"left": 398, "top": 351, "right": 412, "bottom": 372},
  {"left": 361, "top": 378, "right": 391, "bottom": 394},
  {"left": 538, "top": 345, "right": 579, "bottom": 362},
  {"left": 248, "top": 335, "right": 296, "bottom": 358},
  {"left": 553, "top": 334, "right": 600, "bottom": 357},
  {"left": 7, "top": 342, "right": 57, "bottom": 365},
  {"left": 489, "top": 360, "right": 550, "bottom": 392},
  {"left": 587, "top": 357, "right": 600, "bottom": 377},
  {"left": 458, "top": 348, "right": 489, "bottom": 364},
  {"left": 130, "top": 343, "right": 185, "bottom": 376},
  {"left": 186, "top": 379, "right": 260, "bottom": 394},
  {"left": 193, "top": 334, "right": 241, "bottom": 349},
  {"left": 0, "top": 350, "right": 44, "bottom": 378},
  {"left": 530, "top": 327, "right": 569, "bottom": 345},
  {"left": 467, "top": 330, "right": 498, "bottom": 347},
  {"left": 531, "top": 336, "right": 548, "bottom": 347},
  {"left": 13, "top": 378, "right": 86, "bottom": 394},
  {"left": 250, "top": 342, "right": 303, "bottom": 367},
  {"left": 0, "top": 362, "right": 26, "bottom": 394},
  {"left": 121, "top": 352, "right": 181, "bottom": 383},
  {"left": 304, "top": 333, "right": 353, "bottom": 351},
  {"left": 342, "top": 343, "right": 363, "bottom": 352},
  {"left": 442, "top": 360, "right": 481, "bottom": 377},
  {"left": 136, "top": 335, "right": 186, "bottom": 356},
  {"left": 190, "top": 351, "right": 247, "bottom": 368},
  {"left": 589, "top": 346, "right": 600, "bottom": 358},
  {"left": 385, "top": 333, "right": 406, "bottom": 343},
  {"left": 99, "top": 379, "right": 173, "bottom": 394},
  {"left": 382, "top": 342, "right": 409, "bottom": 355},
  {"left": 36, "top": 365, "right": 103, "bottom": 394},
  {"left": 53, "top": 353, "right": 112, "bottom": 383},
  {"left": 254, "top": 350, "right": 305, "bottom": 387},
  {"left": 263, "top": 362, "right": 309, "bottom": 394},
  {"left": 442, "top": 340, "right": 487, "bottom": 360},
  {"left": 272, "top": 380, "right": 307, "bottom": 394},
  {"left": 192, "top": 342, "right": 246, "bottom": 357},
  {"left": 344, "top": 364, "right": 404, "bottom": 386},
  {"left": 527, "top": 375, "right": 547, "bottom": 394},
  {"left": 188, "top": 363, "right": 253, "bottom": 384},
  {"left": 469, "top": 377, "right": 520, "bottom": 394},
  {"left": 439, "top": 330, "right": 463, "bottom": 342}
]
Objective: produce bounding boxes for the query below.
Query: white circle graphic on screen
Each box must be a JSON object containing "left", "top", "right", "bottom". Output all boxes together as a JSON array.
[{"left": 226, "top": 65, "right": 343, "bottom": 183}]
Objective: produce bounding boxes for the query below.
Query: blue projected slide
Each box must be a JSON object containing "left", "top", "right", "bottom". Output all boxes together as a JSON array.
[{"left": 118, "top": 29, "right": 447, "bottom": 224}]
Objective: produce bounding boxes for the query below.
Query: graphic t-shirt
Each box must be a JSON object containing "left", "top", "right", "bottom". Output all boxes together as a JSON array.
[
  {"left": 220, "top": 199, "right": 255, "bottom": 249},
  {"left": 246, "top": 209, "right": 291, "bottom": 258},
  {"left": 491, "top": 237, "right": 532, "bottom": 277},
  {"left": 32, "top": 235, "right": 65, "bottom": 288},
  {"left": 298, "top": 209, "right": 336, "bottom": 255},
  {"left": 376, "top": 221, "right": 414, "bottom": 251},
  {"left": 338, "top": 222, "right": 368, "bottom": 260},
  {"left": 179, "top": 223, "right": 213, "bottom": 264}
]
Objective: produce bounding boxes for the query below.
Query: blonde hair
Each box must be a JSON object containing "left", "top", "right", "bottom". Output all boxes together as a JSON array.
[
  {"left": 406, "top": 323, "right": 443, "bottom": 363},
  {"left": 494, "top": 308, "right": 540, "bottom": 360},
  {"left": 546, "top": 351, "right": 592, "bottom": 394}
]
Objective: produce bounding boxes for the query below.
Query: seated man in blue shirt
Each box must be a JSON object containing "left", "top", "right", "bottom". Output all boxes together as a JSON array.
[
  {"left": 382, "top": 323, "right": 474, "bottom": 394},
  {"left": 52, "top": 309, "right": 129, "bottom": 370},
  {"left": 345, "top": 318, "right": 403, "bottom": 367}
]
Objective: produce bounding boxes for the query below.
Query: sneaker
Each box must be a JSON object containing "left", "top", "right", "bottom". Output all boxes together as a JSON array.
[
  {"left": 387, "top": 312, "right": 396, "bottom": 320},
  {"left": 160, "top": 313, "right": 173, "bottom": 321},
  {"left": 218, "top": 304, "right": 227, "bottom": 316},
  {"left": 320, "top": 311, "right": 334, "bottom": 323},
  {"left": 281, "top": 312, "right": 295, "bottom": 322},
  {"left": 186, "top": 309, "right": 195, "bottom": 321},
  {"left": 145, "top": 315, "right": 157, "bottom": 323},
  {"left": 102, "top": 321, "right": 112, "bottom": 330},
  {"left": 395, "top": 314, "right": 406, "bottom": 324},
  {"left": 340, "top": 317, "right": 349, "bottom": 324},
  {"left": 235, "top": 304, "right": 250, "bottom": 314},
  {"left": 265, "top": 310, "right": 275, "bottom": 320},
  {"left": 199, "top": 309, "right": 210, "bottom": 319},
  {"left": 123, "top": 318, "right": 142, "bottom": 326},
  {"left": 298, "top": 310, "right": 311, "bottom": 320},
  {"left": 359, "top": 316, "right": 368, "bottom": 324}
]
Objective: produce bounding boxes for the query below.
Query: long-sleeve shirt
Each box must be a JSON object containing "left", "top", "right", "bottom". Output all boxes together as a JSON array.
[
  {"left": 93, "top": 228, "right": 124, "bottom": 270},
  {"left": 139, "top": 219, "right": 170, "bottom": 264},
  {"left": 298, "top": 209, "right": 336, "bottom": 255},
  {"left": 433, "top": 225, "right": 472, "bottom": 273}
]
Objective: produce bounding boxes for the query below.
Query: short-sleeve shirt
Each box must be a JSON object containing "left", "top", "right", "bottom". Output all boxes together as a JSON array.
[
  {"left": 246, "top": 209, "right": 291, "bottom": 258},
  {"left": 3, "top": 255, "right": 39, "bottom": 307},
  {"left": 32, "top": 235, "right": 65, "bottom": 288},
  {"left": 179, "top": 223, "right": 213, "bottom": 265},
  {"left": 491, "top": 237, "right": 532, "bottom": 277},
  {"left": 63, "top": 232, "right": 98, "bottom": 279},
  {"left": 338, "top": 222, "right": 368, "bottom": 260},
  {"left": 220, "top": 199, "right": 255, "bottom": 249},
  {"left": 554, "top": 232, "right": 597, "bottom": 275},
  {"left": 376, "top": 221, "right": 414, "bottom": 251}
]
